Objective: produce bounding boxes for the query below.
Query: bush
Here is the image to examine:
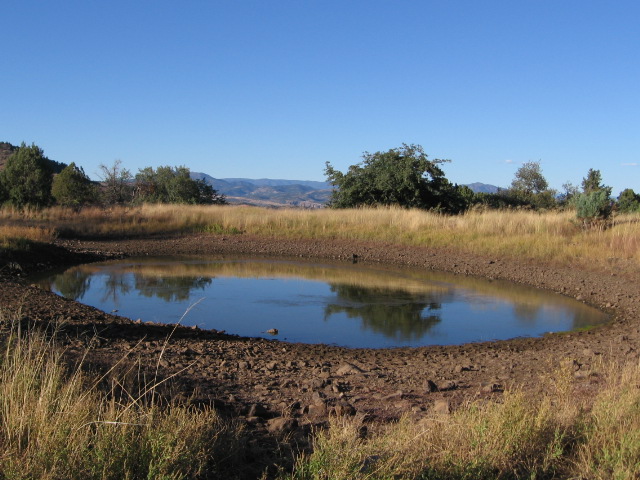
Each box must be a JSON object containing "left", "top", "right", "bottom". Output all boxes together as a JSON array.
[
  {"left": 52, "top": 162, "right": 99, "bottom": 208},
  {"left": 575, "top": 191, "right": 612, "bottom": 229},
  {"left": 617, "top": 189, "right": 640, "bottom": 213},
  {"left": 0, "top": 143, "right": 54, "bottom": 208}
]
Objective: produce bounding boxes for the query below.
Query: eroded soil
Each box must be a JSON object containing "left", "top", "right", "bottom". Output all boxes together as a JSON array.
[{"left": 1, "top": 234, "right": 639, "bottom": 473}]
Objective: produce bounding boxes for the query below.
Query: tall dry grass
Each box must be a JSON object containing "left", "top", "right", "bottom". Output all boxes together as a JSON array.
[
  {"left": 283, "top": 360, "right": 640, "bottom": 480},
  {"left": 0, "top": 310, "right": 246, "bottom": 479},
  {"left": 1, "top": 204, "right": 639, "bottom": 267}
]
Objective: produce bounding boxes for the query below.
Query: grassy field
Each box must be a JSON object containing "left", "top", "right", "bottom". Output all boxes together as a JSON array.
[{"left": 1, "top": 204, "right": 639, "bottom": 268}]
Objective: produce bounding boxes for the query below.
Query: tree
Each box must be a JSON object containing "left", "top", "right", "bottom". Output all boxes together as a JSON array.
[
  {"left": 617, "top": 188, "right": 640, "bottom": 213},
  {"left": 575, "top": 169, "right": 613, "bottom": 228},
  {"left": 98, "top": 160, "right": 134, "bottom": 205},
  {"left": 581, "top": 168, "right": 609, "bottom": 194},
  {"left": 52, "top": 163, "right": 99, "bottom": 208},
  {"left": 324, "top": 144, "right": 467, "bottom": 212},
  {"left": 193, "top": 178, "right": 227, "bottom": 205},
  {"left": 558, "top": 182, "right": 580, "bottom": 207},
  {"left": 0, "top": 143, "right": 54, "bottom": 208},
  {"left": 134, "top": 165, "right": 226, "bottom": 205},
  {"left": 510, "top": 161, "right": 548, "bottom": 196},
  {"left": 0, "top": 177, "right": 6, "bottom": 204},
  {"left": 505, "top": 161, "right": 556, "bottom": 209}
]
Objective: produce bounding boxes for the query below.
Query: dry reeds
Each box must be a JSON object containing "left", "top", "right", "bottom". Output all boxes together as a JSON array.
[
  {"left": 2, "top": 205, "right": 639, "bottom": 268},
  {"left": 0, "top": 310, "right": 245, "bottom": 479},
  {"left": 284, "top": 360, "right": 640, "bottom": 479}
]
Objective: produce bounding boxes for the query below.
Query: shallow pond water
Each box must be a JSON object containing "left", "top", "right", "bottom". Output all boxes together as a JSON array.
[{"left": 32, "top": 256, "right": 609, "bottom": 348}]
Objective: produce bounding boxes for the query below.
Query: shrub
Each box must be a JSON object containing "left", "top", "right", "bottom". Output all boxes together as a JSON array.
[
  {"left": 575, "top": 190, "right": 612, "bottom": 229},
  {"left": 52, "top": 162, "right": 99, "bottom": 208},
  {"left": 0, "top": 143, "right": 54, "bottom": 208}
]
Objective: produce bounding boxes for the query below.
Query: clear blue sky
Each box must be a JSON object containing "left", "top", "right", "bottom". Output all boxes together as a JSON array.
[{"left": 2, "top": 1, "right": 638, "bottom": 195}]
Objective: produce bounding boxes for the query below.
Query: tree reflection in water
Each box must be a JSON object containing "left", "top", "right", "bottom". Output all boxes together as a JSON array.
[
  {"left": 133, "top": 275, "right": 212, "bottom": 302},
  {"left": 53, "top": 270, "right": 212, "bottom": 304},
  {"left": 325, "top": 284, "right": 451, "bottom": 341},
  {"left": 51, "top": 270, "right": 92, "bottom": 301},
  {"left": 33, "top": 257, "right": 610, "bottom": 347}
]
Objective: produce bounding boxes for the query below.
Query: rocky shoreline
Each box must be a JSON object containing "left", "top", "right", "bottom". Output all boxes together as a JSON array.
[{"left": 1, "top": 234, "right": 639, "bottom": 449}]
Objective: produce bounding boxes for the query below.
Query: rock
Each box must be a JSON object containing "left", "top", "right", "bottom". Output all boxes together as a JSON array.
[
  {"left": 481, "top": 383, "right": 502, "bottom": 393},
  {"left": 311, "top": 391, "right": 326, "bottom": 404},
  {"left": 247, "top": 403, "right": 268, "bottom": 418},
  {"left": 439, "top": 380, "right": 457, "bottom": 391},
  {"left": 560, "top": 359, "right": 580, "bottom": 371},
  {"left": 382, "top": 390, "right": 404, "bottom": 401},
  {"left": 310, "top": 378, "right": 325, "bottom": 389},
  {"left": 332, "top": 403, "right": 356, "bottom": 416},
  {"left": 265, "top": 361, "right": 278, "bottom": 371},
  {"left": 424, "top": 379, "right": 439, "bottom": 393},
  {"left": 433, "top": 399, "right": 450, "bottom": 415},
  {"left": 266, "top": 417, "right": 297, "bottom": 434},
  {"left": 8, "top": 262, "right": 23, "bottom": 272},
  {"left": 336, "top": 363, "right": 366, "bottom": 375},
  {"left": 307, "top": 403, "right": 327, "bottom": 417}
]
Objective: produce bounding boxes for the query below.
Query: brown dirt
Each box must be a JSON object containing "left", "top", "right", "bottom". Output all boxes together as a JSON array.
[{"left": 1, "top": 234, "right": 639, "bottom": 470}]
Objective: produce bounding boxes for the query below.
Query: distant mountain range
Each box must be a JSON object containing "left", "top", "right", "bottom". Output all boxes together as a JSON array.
[
  {"left": 465, "top": 182, "right": 500, "bottom": 194},
  {"left": 191, "top": 173, "right": 333, "bottom": 208},
  {"left": 0, "top": 142, "right": 499, "bottom": 207},
  {"left": 192, "top": 172, "right": 500, "bottom": 208}
]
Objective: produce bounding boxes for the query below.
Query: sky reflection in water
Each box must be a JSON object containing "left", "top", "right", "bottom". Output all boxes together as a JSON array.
[{"left": 33, "top": 256, "right": 609, "bottom": 348}]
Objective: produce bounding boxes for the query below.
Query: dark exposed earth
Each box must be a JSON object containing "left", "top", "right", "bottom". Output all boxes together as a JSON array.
[{"left": 1, "top": 234, "right": 639, "bottom": 471}]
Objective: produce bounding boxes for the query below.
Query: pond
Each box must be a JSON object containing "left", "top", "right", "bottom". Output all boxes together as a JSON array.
[{"left": 32, "top": 256, "right": 609, "bottom": 348}]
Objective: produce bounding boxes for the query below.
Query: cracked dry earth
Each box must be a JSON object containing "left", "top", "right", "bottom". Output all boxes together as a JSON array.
[{"left": 1, "top": 234, "right": 639, "bottom": 444}]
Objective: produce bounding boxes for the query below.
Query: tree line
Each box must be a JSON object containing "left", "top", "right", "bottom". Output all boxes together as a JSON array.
[
  {"left": 325, "top": 144, "right": 640, "bottom": 226},
  {"left": 2, "top": 141, "right": 638, "bottom": 225},
  {"left": 0, "top": 143, "right": 226, "bottom": 209}
]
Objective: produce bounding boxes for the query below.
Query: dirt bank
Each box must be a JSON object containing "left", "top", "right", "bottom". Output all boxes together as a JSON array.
[{"left": 1, "top": 234, "right": 639, "bottom": 452}]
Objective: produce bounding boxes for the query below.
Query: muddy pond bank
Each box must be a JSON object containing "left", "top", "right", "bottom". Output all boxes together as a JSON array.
[{"left": 1, "top": 234, "right": 639, "bottom": 464}]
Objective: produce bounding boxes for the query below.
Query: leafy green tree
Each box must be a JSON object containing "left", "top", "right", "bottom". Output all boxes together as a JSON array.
[
  {"left": 325, "top": 144, "right": 468, "bottom": 212},
  {"left": 504, "top": 161, "right": 556, "bottom": 209},
  {"left": 52, "top": 162, "right": 98, "bottom": 208},
  {"left": 134, "top": 165, "right": 226, "bottom": 205},
  {"left": 98, "top": 160, "right": 134, "bottom": 205},
  {"left": 0, "top": 143, "right": 54, "bottom": 208},
  {"left": 581, "top": 168, "right": 609, "bottom": 194},
  {"left": 617, "top": 188, "right": 640, "bottom": 213},
  {"left": 511, "top": 161, "right": 549, "bottom": 195}
]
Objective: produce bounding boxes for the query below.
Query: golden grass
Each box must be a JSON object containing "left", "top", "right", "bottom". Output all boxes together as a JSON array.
[
  {"left": 0, "top": 225, "right": 57, "bottom": 248},
  {"left": 284, "top": 360, "right": 640, "bottom": 480},
  {"left": 1, "top": 205, "right": 639, "bottom": 268},
  {"left": 0, "top": 312, "right": 246, "bottom": 479}
]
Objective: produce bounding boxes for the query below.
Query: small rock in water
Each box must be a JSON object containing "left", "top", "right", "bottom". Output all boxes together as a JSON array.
[{"left": 266, "top": 328, "right": 279, "bottom": 335}]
